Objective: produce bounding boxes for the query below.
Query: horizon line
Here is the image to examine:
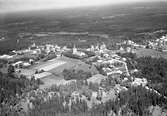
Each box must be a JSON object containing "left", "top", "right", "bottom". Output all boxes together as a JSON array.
[{"left": 0, "top": 0, "right": 167, "bottom": 15}]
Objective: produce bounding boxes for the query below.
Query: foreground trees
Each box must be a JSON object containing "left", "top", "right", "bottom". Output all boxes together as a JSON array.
[
  {"left": 0, "top": 70, "right": 42, "bottom": 116},
  {"left": 135, "top": 57, "right": 167, "bottom": 97},
  {"left": 28, "top": 85, "right": 167, "bottom": 116},
  {"left": 119, "top": 86, "right": 167, "bottom": 116},
  {"left": 119, "top": 53, "right": 167, "bottom": 97}
]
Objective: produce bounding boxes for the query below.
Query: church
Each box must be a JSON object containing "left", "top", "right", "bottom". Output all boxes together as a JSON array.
[{"left": 72, "top": 45, "right": 86, "bottom": 57}]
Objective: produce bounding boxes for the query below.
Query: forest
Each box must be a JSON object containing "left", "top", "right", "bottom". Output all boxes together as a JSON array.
[
  {"left": 119, "top": 53, "right": 167, "bottom": 97},
  {"left": 28, "top": 86, "right": 167, "bottom": 116},
  {"left": 0, "top": 65, "right": 42, "bottom": 116}
]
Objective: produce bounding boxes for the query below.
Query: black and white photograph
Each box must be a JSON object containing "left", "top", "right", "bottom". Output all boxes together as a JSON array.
[{"left": 0, "top": 0, "right": 167, "bottom": 116}]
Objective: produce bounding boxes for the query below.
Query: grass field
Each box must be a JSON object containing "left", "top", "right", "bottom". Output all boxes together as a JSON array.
[
  {"left": 135, "top": 48, "right": 167, "bottom": 59},
  {"left": 20, "top": 57, "right": 67, "bottom": 79},
  {"left": 33, "top": 56, "right": 98, "bottom": 89},
  {"left": 34, "top": 60, "right": 66, "bottom": 72}
]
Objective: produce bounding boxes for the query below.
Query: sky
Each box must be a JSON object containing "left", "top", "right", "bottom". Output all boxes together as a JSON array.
[{"left": 0, "top": 0, "right": 166, "bottom": 13}]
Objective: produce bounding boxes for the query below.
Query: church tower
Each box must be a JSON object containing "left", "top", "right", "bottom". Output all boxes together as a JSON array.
[{"left": 73, "top": 44, "right": 78, "bottom": 54}]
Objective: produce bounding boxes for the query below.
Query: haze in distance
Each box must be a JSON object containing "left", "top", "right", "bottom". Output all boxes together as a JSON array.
[{"left": 1, "top": 0, "right": 167, "bottom": 14}]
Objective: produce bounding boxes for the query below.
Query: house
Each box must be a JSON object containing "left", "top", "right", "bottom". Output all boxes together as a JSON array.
[
  {"left": 132, "top": 78, "right": 148, "bottom": 87},
  {"left": 12, "top": 61, "right": 23, "bottom": 68},
  {"left": 22, "top": 62, "right": 31, "bottom": 68},
  {"left": 119, "top": 47, "right": 124, "bottom": 51},
  {"left": 114, "top": 84, "right": 128, "bottom": 94},
  {"left": 87, "top": 74, "right": 107, "bottom": 84},
  {"left": 12, "top": 61, "right": 31, "bottom": 68},
  {"left": 0, "top": 54, "right": 13, "bottom": 59},
  {"left": 102, "top": 67, "right": 112, "bottom": 76}
]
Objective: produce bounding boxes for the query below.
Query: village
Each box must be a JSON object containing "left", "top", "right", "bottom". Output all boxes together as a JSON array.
[
  {"left": 147, "top": 34, "right": 167, "bottom": 52},
  {"left": 1, "top": 34, "right": 167, "bottom": 115}
]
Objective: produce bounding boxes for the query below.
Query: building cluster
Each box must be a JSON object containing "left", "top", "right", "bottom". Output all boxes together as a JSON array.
[
  {"left": 71, "top": 43, "right": 108, "bottom": 57},
  {"left": 0, "top": 43, "right": 70, "bottom": 69},
  {"left": 85, "top": 43, "right": 130, "bottom": 80},
  {"left": 147, "top": 34, "right": 167, "bottom": 51},
  {"left": 12, "top": 60, "right": 33, "bottom": 68},
  {"left": 14, "top": 43, "right": 63, "bottom": 55},
  {"left": 87, "top": 43, "right": 108, "bottom": 53},
  {"left": 117, "top": 40, "right": 145, "bottom": 53},
  {"left": 72, "top": 45, "right": 86, "bottom": 57}
]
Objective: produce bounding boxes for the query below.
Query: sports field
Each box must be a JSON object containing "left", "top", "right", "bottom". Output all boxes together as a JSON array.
[
  {"left": 19, "top": 56, "right": 98, "bottom": 89},
  {"left": 20, "top": 58, "right": 67, "bottom": 79},
  {"left": 37, "top": 56, "right": 98, "bottom": 89},
  {"left": 34, "top": 60, "right": 66, "bottom": 72}
]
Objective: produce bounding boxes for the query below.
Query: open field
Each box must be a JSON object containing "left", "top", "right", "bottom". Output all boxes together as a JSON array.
[
  {"left": 20, "top": 57, "right": 67, "bottom": 79},
  {"left": 134, "top": 48, "right": 167, "bottom": 59},
  {"left": 39, "top": 56, "right": 98, "bottom": 89},
  {"left": 34, "top": 60, "right": 66, "bottom": 71},
  {"left": 47, "top": 56, "right": 98, "bottom": 74},
  {"left": 20, "top": 56, "right": 98, "bottom": 89},
  {"left": 40, "top": 57, "right": 98, "bottom": 88}
]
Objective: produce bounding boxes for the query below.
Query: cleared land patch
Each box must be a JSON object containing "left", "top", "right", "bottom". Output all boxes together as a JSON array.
[
  {"left": 134, "top": 48, "right": 167, "bottom": 59},
  {"left": 38, "top": 56, "right": 98, "bottom": 89}
]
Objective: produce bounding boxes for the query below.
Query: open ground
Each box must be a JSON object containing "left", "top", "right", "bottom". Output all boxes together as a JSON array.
[{"left": 20, "top": 56, "right": 98, "bottom": 89}]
